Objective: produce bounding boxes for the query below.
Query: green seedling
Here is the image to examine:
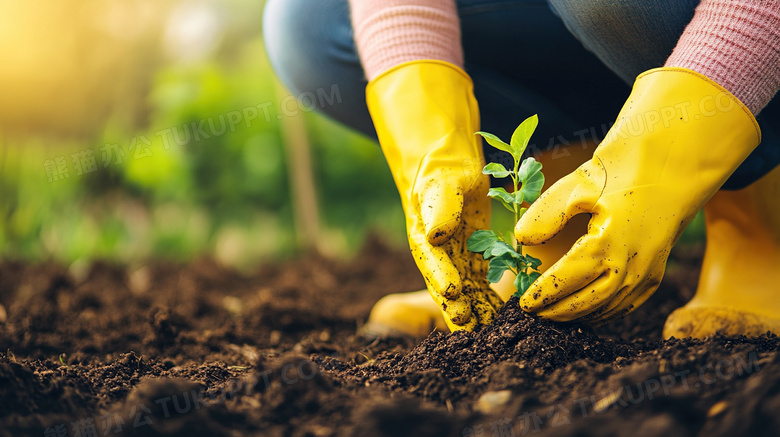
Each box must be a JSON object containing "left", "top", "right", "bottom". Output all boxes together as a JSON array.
[{"left": 467, "top": 114, "right": 545, "bottom": 297}]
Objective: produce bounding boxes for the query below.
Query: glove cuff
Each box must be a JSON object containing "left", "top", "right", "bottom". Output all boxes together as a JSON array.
[
  {"left": 368, "top": 59, "right": 472, "bottom": 87},
  {"left": 365, "top": 60, "right": 484, "bottom": 209},
  {"left": 637, "top": 67, "right": 761, "bottom": 142}
]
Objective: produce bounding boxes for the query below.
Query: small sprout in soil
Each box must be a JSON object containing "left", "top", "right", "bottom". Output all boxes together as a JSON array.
[
  {"left": 355, "top": 351, "right": 375, "bottom": 365},
  {"left": 469, "top": 114, "right": 545, "bottom": 297},
  {"left": 59, "top": 353, "right": 67, "bottom": 366}
]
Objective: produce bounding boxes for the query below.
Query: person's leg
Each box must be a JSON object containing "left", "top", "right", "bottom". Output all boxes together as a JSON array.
[
  {"left": 458, "top": 0, "right": 629, "bottom": 153},
  {"left": 547, "top": 0, "right": 698, "bottom": 83},
  {"left": 263, "top": 0, "right": 375, "bottom": 137}
]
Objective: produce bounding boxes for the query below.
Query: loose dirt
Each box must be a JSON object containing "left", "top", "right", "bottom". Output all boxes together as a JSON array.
[{"left": 1, "top": 238, "right": 778, "bottom": 436}]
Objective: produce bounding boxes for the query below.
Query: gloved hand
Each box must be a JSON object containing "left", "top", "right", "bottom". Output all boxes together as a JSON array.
[
  {"left": 366, "top": 60, "right": 503, "bottom": 331},
  {"left": 514, "top": 67, "right": 761, "bottom": 323}
]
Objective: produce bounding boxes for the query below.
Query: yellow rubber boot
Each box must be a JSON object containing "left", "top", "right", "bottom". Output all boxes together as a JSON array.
[
  {"left": 664, "top": 164, "right": 780, "bottom": 339},
  {"left": 361, "top": 289, "right": 449, "bottom": 338},
  {"left": 362, "top": 142, "right": 595, "bottom": 338}
]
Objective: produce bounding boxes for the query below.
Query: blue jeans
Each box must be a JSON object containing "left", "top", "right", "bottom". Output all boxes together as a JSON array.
[{"left": 263, "top": 0, "right": 780, "bottom": 189}]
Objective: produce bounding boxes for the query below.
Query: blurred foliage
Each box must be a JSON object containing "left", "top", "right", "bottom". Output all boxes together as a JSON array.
[
  {"left": 0, "top": 0, "right": 703, "bottom": 269},
  {"left": 0, "top": 0, "right": 406, "bottom": 268}
]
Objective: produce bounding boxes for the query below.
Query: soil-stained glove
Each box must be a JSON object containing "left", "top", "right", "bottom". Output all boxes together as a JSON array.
[
  {"left": 514, "top": 68, "right": 761, "bottom": 323},
  {"left": 366, "top": 60, "right": 503, "bottom": 331}
]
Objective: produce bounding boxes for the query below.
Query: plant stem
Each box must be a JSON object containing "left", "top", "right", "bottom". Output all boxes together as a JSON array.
[
  {"left": 512, "top": 174, "right": 519, "bottom": 252},
  {"left": 512, "top": 169, "right": 524, "bottom": 276}
]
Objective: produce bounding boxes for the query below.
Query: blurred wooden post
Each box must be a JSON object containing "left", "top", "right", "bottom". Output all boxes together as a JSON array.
[{"left": 275, "top": 82, "right": 321, "bottom": 250}]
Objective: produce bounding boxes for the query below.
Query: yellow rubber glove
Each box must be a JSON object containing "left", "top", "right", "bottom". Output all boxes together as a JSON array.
[
  {"left": 366, "top": 60, "right": 503, "bottom": 331},
  {"left": 514, "top": 67, "right": 761, "bottom": 323}
]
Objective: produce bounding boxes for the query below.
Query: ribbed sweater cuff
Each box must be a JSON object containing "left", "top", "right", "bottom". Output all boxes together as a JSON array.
[
  {"left": 665, "top": 0, "right": 780, "bottom": 114},
  {"left": 350, "top": 0, "right": 463, "bottom": 80}
]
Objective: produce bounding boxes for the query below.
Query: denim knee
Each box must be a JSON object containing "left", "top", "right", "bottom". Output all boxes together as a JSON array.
[
  {"left": 547, "top": 0, "right": 698, "bottom": 83},
  {"left": 263, "top": 0, "right": 374, "bottom": 136}
]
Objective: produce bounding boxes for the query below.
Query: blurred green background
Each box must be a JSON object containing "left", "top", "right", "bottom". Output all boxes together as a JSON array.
[
  {"left": 0, "top": 0, "right": 407, "bottom": 269},
  {"left": 0, "top": 0, "right": 704, "bottom": 270}
]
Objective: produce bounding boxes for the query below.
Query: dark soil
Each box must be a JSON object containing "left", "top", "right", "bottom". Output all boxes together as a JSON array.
[{"left": 1, "top": 238, "right": 779, "bottom": 437}]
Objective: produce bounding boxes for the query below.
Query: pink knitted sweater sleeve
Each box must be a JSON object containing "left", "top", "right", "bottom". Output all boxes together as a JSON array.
[
  {"left": 666, "top": 0, "right": 780, "bottom": 114},
  {"left": 349, "top": 0, "right": 462, "bottom": 80}
]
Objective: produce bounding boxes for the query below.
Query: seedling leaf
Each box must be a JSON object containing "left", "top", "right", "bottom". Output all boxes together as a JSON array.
[
  {"left": 488, "top": 187, "right": 517, "bottom": 212},
  {"left": 525, "top": 254, "right": 542, "bottom": 270},
  {"left": 514, "top": 271, "right": 542, "bottom": 297},
  {"left": 482, "top": 162, "right": 511, "bottom": 179},
  {"left": 514, "top": 272, "right": 528, "bottom": 295},
  {"left": 475, "top": 131, "right": 512, "bottom": 155},
  {"left": 487, "top": 252, "right": 516, "bottom": 283},
  {"left": 510, "top": 114, "right": 538, "bottom": 160},
  {"left": 517, "top": 157, "right": 545, "bottom": 204},
  {"left": 490, "top": 241, "right": 516, "bottom": 258},
  {"left": 467, "top": 230, "right": 499, "bottom": 253}
]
